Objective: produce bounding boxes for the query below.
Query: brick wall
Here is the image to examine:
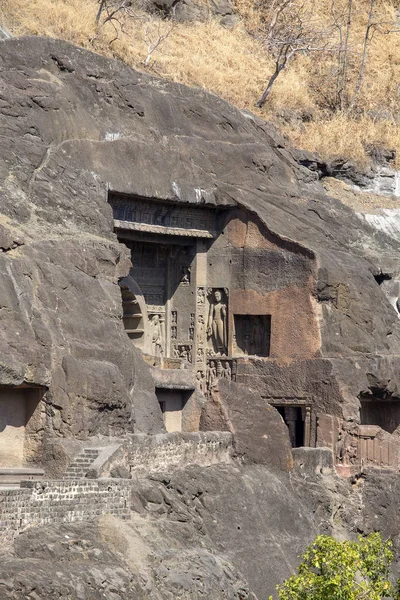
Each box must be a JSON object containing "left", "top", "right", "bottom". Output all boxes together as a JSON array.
[{"left": 0, "top": 479, "right": 131, "bottom": 540}]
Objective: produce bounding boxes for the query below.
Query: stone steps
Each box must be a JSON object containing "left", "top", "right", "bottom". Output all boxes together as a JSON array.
[{"left": 64, "top": 448, "right": 104, "bottom": 479}]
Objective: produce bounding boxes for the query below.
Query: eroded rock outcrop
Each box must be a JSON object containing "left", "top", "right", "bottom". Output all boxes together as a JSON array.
[
  {"left": 1, "top": 35, "right": 400, "bottom": 598},
  {"left": 1, "top": 37, "right": 399, "bottom": 450}
]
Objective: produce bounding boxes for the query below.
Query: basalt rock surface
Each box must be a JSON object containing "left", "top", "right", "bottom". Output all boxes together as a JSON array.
[
  {"left": 1, "top": 35, "right": 400, "bottom": 441},
  {"left": 3, "top": 463, "right": 400, "bottom": 600},
  {"left": 1, "top": 35, "right": 400, "bottom": 598}
]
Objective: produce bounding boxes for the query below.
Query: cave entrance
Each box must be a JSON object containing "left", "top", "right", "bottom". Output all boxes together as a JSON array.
[
  {"left": 360, "top": 394, "right": 400, "bottom": 434},
  {"left": 0, "top": 386, "right": 44, "bottom": 467},
  {"left": 270, "top": 402, "right": 312, "bottom": 448},
  {"left": 156, "top": 388, "right": 190, "bottom": 433},
  {"left": 276, "top": 406, "right": 304, "bottom": 447}
]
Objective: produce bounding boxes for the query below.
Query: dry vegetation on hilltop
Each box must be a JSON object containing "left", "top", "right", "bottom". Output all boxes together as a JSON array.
[{"left": 0, "top": 0, "right": 399, "bottom": 165}]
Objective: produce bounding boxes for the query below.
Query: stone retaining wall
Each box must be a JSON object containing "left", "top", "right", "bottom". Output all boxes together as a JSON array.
[
  {"left": 93, "top": 432, "right": 234, "bottom": 477},
  {"left": 127, "top": 432, "right": 233, "bottom": 474},
  {"left": 0, "top": 479, "right": 130, "bottom": 540}
]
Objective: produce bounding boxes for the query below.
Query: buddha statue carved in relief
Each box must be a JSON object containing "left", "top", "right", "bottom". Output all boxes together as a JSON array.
[{"left": 207, "top": 290, "right": 227, "bottom": 356}]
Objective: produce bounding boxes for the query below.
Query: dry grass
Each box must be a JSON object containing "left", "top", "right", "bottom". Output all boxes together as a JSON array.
[
  {"left": 0, "top": 0, "right": 399, "bottom": 166},
  {"left": 281, "top": 113, "right": 400, "bottom": 167}
]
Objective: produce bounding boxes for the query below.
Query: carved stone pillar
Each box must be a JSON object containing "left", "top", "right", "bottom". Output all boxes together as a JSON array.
[
  {"left": 304, "top": 406, "right": 311, "bottom": 447},
  {"left": 195, "top": 240, "right": 208, "bottom": 390},
  {"left": 284, "top": 407, "right": 297, "bottom": 448}
]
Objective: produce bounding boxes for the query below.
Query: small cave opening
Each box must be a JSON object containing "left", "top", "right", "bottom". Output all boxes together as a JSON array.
[
  {"left": 359, "top": 392, "right": 400, "bottom": 434},
  {"left": 156, "top": 388, "right": 191, "bottom": 433},
  {"left": 374, "top": 273, "right": 392, "bottom": 286},
  {"left": 276, "top": 406, "right": 305, "bottom": 448}
]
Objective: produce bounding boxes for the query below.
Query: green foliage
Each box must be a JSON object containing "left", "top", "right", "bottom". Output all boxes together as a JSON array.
[{"left": 270, "top": 532, "right": 400, "bottom": 600}]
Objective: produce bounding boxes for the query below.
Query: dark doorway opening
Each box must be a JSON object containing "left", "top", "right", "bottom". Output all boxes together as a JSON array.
[
  {"left": 156, "top": 388, "right": 190, "bottom": 433},
  {"left": 276, "top": 405, "right": 304, "bottom": 448},
  {"left": 360, "top": 395, "right": 400, "bottom": 434}
]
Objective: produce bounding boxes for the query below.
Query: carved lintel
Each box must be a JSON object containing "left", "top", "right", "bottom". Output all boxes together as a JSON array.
[
  {"left": 147, "top": 305, "right": 165, "bottom": 314},
  {"left": 110, "top": 198, "right": 217, "bottom": 237}
]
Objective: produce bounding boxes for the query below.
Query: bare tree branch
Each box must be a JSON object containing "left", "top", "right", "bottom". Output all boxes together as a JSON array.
[
  {"left": 338, "top": 0, "right": 353, "bottom": 110},
  {"left": 348, "top": 0, "right": 376, "bottom": 111},
  {"left": 142, "top": 18, "right": 175, "bottom": 66},
  {"left": 95, "top": 0, "right": 174, "bottom": 62},
  {"left": 257, "top": 0, "right": 337, "bottom": 108}
]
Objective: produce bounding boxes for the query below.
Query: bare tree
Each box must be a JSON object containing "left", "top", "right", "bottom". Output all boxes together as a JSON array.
[
  {"left": 257, "top": 1, "right": 337, "bottom": 108},
  {"left": 348, "top": 0, "right": 376, "bottom": 111},
  {"left": 96, "top": 0, "right": 135, "bottom": 26},
  {"left": 332, "top": 0, "right": 353, "bottom": 110},
  {"left": 344, "top": 0, "right": 399, "bottom": 112},
  {"left": 94, "top": 0, "right": 174, "bottom": 65},
  {"left": 94, "top": 0, "right": 137, "bottom": 43},
  {"left": 142, "top": 19, "right": 175, "bottom": 66}
]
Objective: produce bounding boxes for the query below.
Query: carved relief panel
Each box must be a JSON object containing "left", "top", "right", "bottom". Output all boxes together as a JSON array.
[
  {"left": 168, "top": 245, "right": 197, "bottom": 359},
  {"left": 204, "top": 359, "right": 237, "bottom": 396},
  {"left": 172, "top": 343, "right": 193, "bottom": 363},
  {"left": 233, "top": 314, "right": 271, "bottom": 357},
  {"left": 206, "top": 288, "right": 229, "bottom": 357}
]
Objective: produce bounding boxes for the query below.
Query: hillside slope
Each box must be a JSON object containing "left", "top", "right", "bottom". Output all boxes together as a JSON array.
[{"left": 0, "top": 0, "right": 399, "bottom": 166}]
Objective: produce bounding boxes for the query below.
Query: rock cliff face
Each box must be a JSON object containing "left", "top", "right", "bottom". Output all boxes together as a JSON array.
[
  {"left": 2, "top": 463, "right": 400, "bottom": 599},
  {"left": 1, "top": 35, "right": 400, "bottom": 598},
  {"left": 1, "top": 36, "right": 400, "bottom": 445}
]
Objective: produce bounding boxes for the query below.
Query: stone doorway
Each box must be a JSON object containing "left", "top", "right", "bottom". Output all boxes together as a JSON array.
[
  {"left": 0, "top": 386, "right": 43, "bottom": 467},
  {"left": 275, "top": 405, "right": 312, "bottom": 448},
  {"left": 156, "top": 389, "right": 188, "bottom": 433}
]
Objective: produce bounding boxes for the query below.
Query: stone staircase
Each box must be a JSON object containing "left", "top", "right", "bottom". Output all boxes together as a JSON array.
[{"left": 64, "top": 448, "right": 104, "bottom": 479}]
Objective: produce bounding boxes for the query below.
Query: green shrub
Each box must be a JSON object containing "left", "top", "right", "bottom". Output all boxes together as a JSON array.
[{"left": 270, "top": 532, "right": 400, "bottom": 600}]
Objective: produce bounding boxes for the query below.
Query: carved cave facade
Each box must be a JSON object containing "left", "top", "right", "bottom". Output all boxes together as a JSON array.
[
  {"left": 111, "top": 194, "right": 400, "bottom": 472},
  {"left": 111, "top": 193, "right": 323, "bottom": 443}
]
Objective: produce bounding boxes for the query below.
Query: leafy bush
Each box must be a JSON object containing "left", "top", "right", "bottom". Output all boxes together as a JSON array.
[{"left": 270, "top": 532, "right": 400, "bottom": 600}]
